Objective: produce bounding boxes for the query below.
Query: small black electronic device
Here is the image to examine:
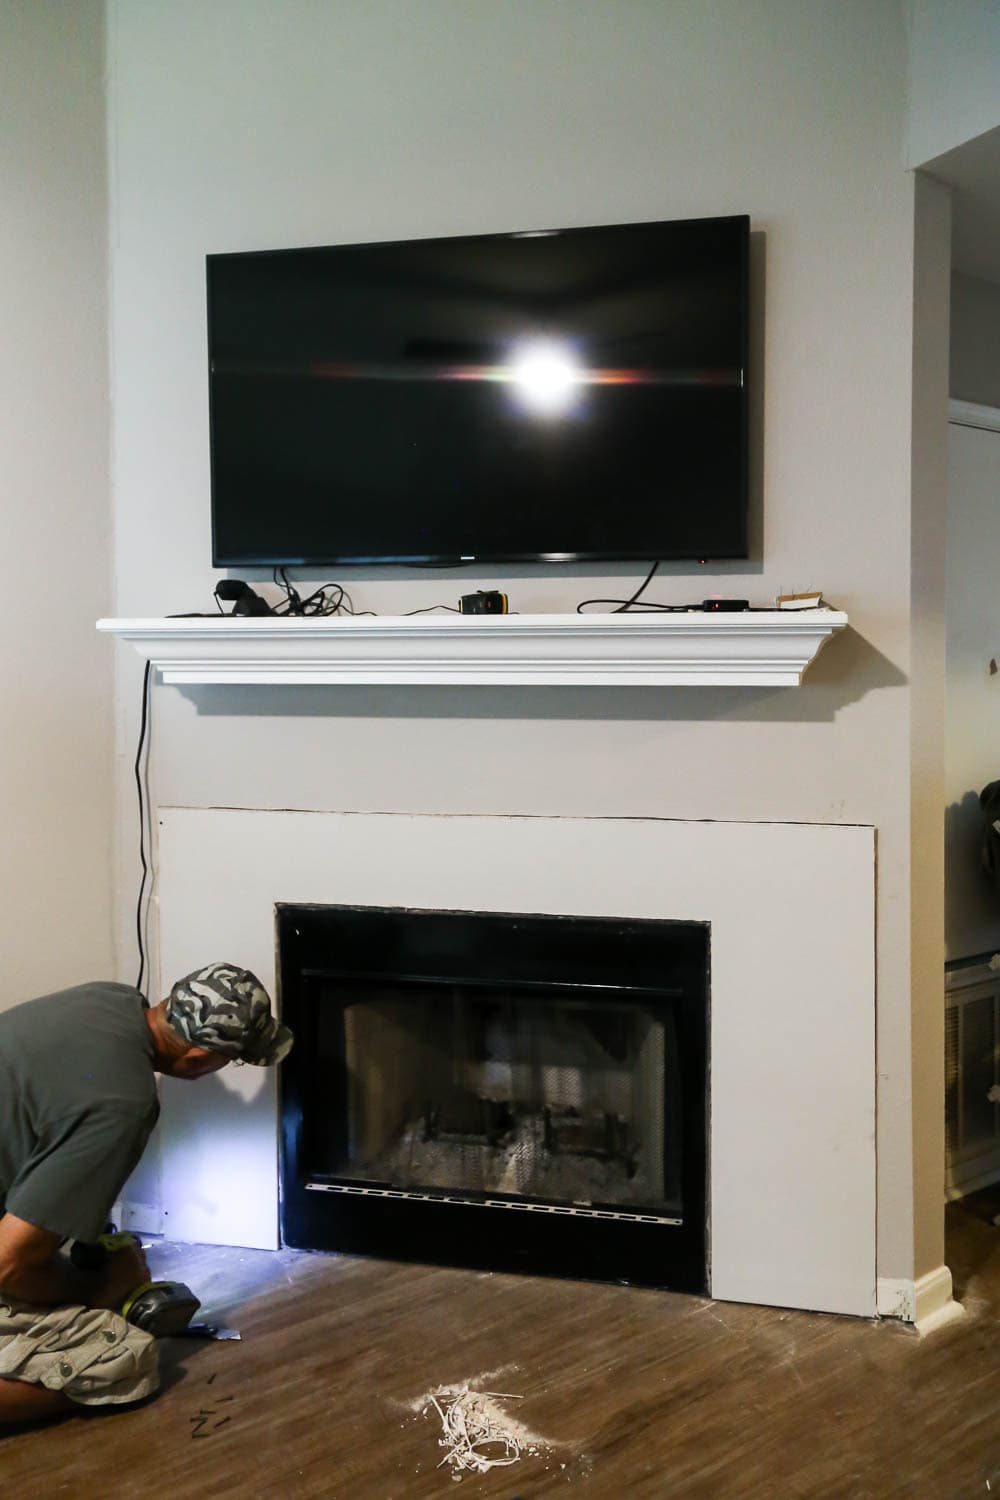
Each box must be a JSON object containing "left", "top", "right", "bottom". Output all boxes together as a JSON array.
[
  {"left": 215, "top": 579, "right": 272, "bottom": 616},
  {"left": 701, "top": 598, "right": 749, "bottom": 612},
  {"left": 459, "top": 590, "right": 509, "bottom": 614}
]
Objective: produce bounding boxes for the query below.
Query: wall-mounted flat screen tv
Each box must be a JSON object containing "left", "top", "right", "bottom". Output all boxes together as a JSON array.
[{"left": 207, "top": 214, "right": 749, "bottom": 567}]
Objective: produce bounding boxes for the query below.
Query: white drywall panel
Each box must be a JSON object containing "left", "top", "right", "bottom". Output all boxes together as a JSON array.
[{"left": 157, "top": 807, "right": 875, "bottom": 1315}]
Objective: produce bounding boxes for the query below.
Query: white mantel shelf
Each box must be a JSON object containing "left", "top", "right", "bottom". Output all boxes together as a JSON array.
[{"left": 97, "top": 610, "right": 848, "bottom": 687}]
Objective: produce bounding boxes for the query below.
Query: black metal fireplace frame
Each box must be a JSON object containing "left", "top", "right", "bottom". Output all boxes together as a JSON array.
[{"left": 278, "top": 903, "right": 709, "bottom": 1293}]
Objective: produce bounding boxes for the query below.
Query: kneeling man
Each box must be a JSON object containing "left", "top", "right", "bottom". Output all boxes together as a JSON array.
[{"left": 0, "top": 963, "right": 292, "bottom": 1425}]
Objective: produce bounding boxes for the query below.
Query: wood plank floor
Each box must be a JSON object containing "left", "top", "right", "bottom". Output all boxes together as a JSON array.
[{"left": 4, "top": 1197, "right": 1000, "bottom": 1498}]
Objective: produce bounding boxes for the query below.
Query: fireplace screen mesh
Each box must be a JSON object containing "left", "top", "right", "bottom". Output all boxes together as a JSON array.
[{"left": 308, "top": 980, "right": 681, "bottom": 1218}]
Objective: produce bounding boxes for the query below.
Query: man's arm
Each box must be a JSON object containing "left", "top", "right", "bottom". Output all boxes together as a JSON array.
[{"left": 0, "top": 1212, "right": 148, "bottom": 1309}]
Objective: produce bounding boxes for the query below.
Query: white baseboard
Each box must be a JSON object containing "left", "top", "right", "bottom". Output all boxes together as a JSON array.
[
  {"left": 877, "top": 1266, "right": 965, "bottom": 1335},
  {"left": 876, "top": 1276, "right": 914, "bottom": 1320},
  {"left": 110, "top": 1199, "right": 165, "bottom": 1236}
]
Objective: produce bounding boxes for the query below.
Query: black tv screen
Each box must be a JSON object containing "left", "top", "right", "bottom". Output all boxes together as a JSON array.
[{"left": 207, "top": 214, "right": 749, "bottom": 566}]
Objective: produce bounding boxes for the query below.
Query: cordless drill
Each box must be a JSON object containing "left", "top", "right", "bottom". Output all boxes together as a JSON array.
[{"left": 70, "top": 1230, "right": 201, "bottom": 1337}]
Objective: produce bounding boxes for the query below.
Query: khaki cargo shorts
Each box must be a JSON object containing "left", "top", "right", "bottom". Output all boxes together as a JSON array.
[{"left": 0, "top": 1295, "right": 159, "bottom": 1406}]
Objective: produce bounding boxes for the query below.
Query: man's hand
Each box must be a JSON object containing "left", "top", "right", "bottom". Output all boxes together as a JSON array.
[{"left": 84, "top": 1240, "right": 150, "bottom": 1311}]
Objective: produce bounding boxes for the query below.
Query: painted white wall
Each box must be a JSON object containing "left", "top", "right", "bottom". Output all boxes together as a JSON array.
[
  {"left": 107, "top": 1, "right": 939, "bottom": 1287},
  {"left": 0, "top": 1, "right": 113, "bottom": 1010},
  {"left": 951, "top": 274, "right": 1000, "bottom": 408},
  {"left": 946, "top": 419, "right": 1000, "bottom": 960},
  {"left": 908, "top": 0, "right": 1000, "bottom": 167}
]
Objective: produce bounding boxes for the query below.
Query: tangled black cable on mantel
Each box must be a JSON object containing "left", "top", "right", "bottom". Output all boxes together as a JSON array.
[
  {"left": 576, "top": 560, "right": 693, "bottom": 613},
  {"left": 269, "top": 567, "right": 462, "bottom": 616}
]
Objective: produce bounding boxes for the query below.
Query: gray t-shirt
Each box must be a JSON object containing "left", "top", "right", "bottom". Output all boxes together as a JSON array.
[{"left": 0, "top": 981, "right": 159, "bottom": 1244}]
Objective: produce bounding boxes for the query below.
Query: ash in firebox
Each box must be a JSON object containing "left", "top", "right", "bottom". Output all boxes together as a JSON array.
[{"left": 361, "top": 1107, "right": 664, "bottom": 1211}]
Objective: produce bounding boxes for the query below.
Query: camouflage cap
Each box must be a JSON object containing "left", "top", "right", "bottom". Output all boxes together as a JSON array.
[{"left": 165, "top": 963, "right": 294, "bottom": 1066}]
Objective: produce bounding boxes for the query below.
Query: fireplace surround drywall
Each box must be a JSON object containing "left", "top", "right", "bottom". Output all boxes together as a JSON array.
[{"left": 155, "top": 806, "right": 875, "bottom": 1316}]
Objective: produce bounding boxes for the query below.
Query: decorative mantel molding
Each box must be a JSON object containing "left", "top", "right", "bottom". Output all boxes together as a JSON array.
[{"left": 97, "top": 610, "right": 848, "bottom": 687}]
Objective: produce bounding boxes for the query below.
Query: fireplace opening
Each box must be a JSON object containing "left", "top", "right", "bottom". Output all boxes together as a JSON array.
[
  {"left": 278, "top": 904, "right": 708, "bottom": 1291},
  {"left": 316, "top": 981, "right": 681, "bottom": 1217}
]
